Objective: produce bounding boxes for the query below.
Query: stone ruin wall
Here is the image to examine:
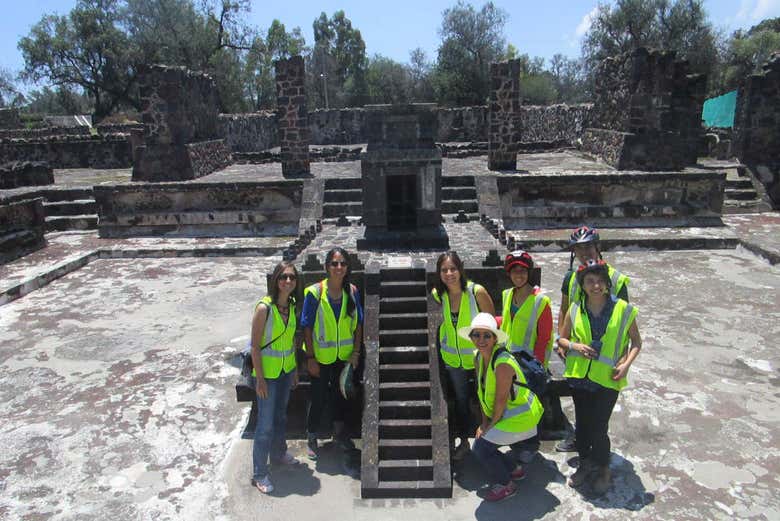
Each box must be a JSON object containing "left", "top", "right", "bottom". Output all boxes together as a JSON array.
[
  {"left": 734, "top": 52, "right": 780, "bottom": 207},
  {"left": 215, "top": 104, "right": 592, "bottom": 152},
  {"left": 583, "top": 47, "right": 705, "bottom": 171},
  {"left": 0, "top": 108, "right": 22, "bottom": 129},
  {"left": 132, "top": 65, "right": 231, "bottom": 181}
]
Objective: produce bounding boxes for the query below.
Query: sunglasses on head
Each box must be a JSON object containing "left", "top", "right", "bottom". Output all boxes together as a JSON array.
[
  {"left": 469, "top": 331, "right": 495, "bottom": 341},
  {"left": 279, "top": 274, "right": 297, "bottom": 281},
  {"left": 329, "top": 260, "right": 348, "bottom": 267}
]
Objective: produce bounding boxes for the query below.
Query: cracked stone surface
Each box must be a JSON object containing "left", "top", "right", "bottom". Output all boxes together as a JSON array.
[{"left": 0, "top": 248, "right": 778, "bottom": 520}]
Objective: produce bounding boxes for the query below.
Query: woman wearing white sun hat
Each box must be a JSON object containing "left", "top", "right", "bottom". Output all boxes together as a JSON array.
[{"left": 460, "top": 312, "right": 544, "bottom": 502}]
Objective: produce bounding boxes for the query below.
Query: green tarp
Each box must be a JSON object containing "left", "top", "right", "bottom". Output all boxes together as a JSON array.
[{"left": 702, "top": 90, "right": 737, "bottom": 128}]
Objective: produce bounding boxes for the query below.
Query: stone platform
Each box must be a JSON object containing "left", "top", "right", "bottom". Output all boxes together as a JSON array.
[{"left": 0, "top": 245, "right": 778, "bottom": 520}]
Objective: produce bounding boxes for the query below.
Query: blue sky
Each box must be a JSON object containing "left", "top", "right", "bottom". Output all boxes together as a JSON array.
[{"left": 4, "top": 0, "right": 780, "bottom": 85}]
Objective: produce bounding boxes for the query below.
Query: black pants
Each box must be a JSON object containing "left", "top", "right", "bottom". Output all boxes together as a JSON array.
[
  {"left": 572, "top": 386, "right": 619, "bottom": 466},
  {"left": 306, "top": 360, "right": 348, "bottom": 435}
]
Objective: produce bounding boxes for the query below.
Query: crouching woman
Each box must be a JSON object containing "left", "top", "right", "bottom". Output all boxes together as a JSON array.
[
  {"left": 460, "top": 313, "right": 544, "bottom": 502},
  {"left": 557, "top": 259, "right": 642, "bottom": 496}
]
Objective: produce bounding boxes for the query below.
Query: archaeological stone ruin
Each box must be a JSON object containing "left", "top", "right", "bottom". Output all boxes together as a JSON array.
[{"left": 1, "top": 46, "right": 778, "bottom": 507}]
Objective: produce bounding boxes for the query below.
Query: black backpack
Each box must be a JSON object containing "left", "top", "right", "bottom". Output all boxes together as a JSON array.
[{"left": 491, "top": 348, "right": 549, "bottom": 398}]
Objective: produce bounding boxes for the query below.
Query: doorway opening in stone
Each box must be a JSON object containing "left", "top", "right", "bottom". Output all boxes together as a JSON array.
[{"left": 386, "top": 174, "right": 417, "bottom": 230}]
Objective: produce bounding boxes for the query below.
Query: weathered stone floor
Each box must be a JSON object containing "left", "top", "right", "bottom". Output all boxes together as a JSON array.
[{"left": 0, "top": 246, "right": 778, "bottom": 520}]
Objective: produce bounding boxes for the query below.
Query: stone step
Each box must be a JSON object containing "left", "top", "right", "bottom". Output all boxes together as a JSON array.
[
  {"left": 379, "top": 268, "right": 426, "bottom": 282},
  {"left": 45, "top": 215, "right": 98, "bottom": 232},
  {"left": 379, "top": 363, "right": 430, "bottom": 382},
  {"left": 363, "top": 480, "right": 448, "bottom": 499},
  {"left": 379, "top": 280, "right": 427, "bottom": 298},
  {"left": 378, "top": 419, "right": 433, "bottom": 439},
  {"left": 323, "top": 188, "right": 362, "bottom": 203},
  {"left": 442, "top": 186, "right": 476, "bottom": 200},
  {"left": 379, "top": 439, "right": 432, "bottom": 460},
  {"left": 43, "top": 199, "right": 97, "bottom": 216},
  {"left": 442, "top": 175, "right": 475, "bottom": 187},
  {"left": 725, "top": 188, "right": 759, "bottom": 201},
  {"left": 379, "top": 329, "right": 428, "bottom": 347},
  {"left": 379, "top": 345, "right": 429, "bottom": 364},
  {"left": 380, "top": 296, "right": 427, "bottom": 314},
  {"left": 378, "top": 400, "right": 432, "bottom": 420},
  {"left": 441, "top": 200, "right": 479, "bottom": 214},
  {"left": 379, "top": 381, "right": 431, "bottom": 401},
  {"left": 723, "top": 200, "right": 773, "bottom": 214},
  {"left": 324, "top": 177, "right": 361, "bottom": 190},
  {"left": 40, "top": 188, "right": 94, "bottom": 202},
  {"left": 378, "top": 459, "right": 434, "bottom": 481},
  {"left": 725, "top": 178, "right": 753, "bottom": 190},
  {"left": 379, "top": 312, "right": 428, "bottom": 331},
  {"left": 322, "top": 201, "right": 363, "bottom": 218}
]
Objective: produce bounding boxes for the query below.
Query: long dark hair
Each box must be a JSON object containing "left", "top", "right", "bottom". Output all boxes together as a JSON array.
[
  {"left": 269, "top": 261, "right": 299, "bottom": 307},
  {"left": 325, "top": 247, "right": 356, "bottom": 317},
  {"left": 434, "top": 250, "right": 468, "bottom": 298}
]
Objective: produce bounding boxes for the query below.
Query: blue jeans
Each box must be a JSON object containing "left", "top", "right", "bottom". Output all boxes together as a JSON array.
[
  {"left": 445, "top": 365, "right": 473, "bottom": 440},
  {"left": 473, "top": 437, "right": 516, "bottom": 485},
  {"left": 252, "top": 370, "right": 294, "bottom": 480}
]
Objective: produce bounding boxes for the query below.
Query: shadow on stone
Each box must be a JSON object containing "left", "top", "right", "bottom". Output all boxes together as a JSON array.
[
  {"left": 569, "top": 453, "right": 655, "bottom": 511},
  {"left": 265, "top": 462, "right": 321, "bottom": 498},
  {"left": 471, "top": 454, "right": 563, "bottom": 520}
]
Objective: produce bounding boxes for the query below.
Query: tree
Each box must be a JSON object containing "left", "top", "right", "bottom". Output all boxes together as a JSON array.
[
  {"left": 433, "top": 1, "right": 508, "bottom": 106},
  {"left": 365, "top": 55, "right": 411, "bottom": 104},
  {"left": 310, "top": 10, "right": 368, "bottom": 108},
  {"left": 719, "top": 18, "right": 780, "bottom": 91},
  {"left": 0, "top": 68, "right": 23, "bottom": 108},
  {"left": 582, "top": 0, "right": 720, "bottom": 89},
  {"left": 19, "top": 0, "right": 136, "bottom": 118},
  {"left": 408, "top": 47, "right": 435, "bottom": 102},
  {"left": 549, "top": 54, "right": 587, "bottom": 103}
]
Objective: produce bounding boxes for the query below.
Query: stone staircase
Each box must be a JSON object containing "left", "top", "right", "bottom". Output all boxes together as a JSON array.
[
  {"left": 723, "top": 165, "right": 772, "bottom": 214},
  {"left": 41, "top": 188, "right": 98, "bottom": 232},
  {"left": 442, "top": 175, "right": 478, "bottom": 218},
  {"left": 362, "top": 267, "right": 451, "bottom": 498},
  {"left": 323, "top": 177, "right": 363, "bottom": 219}
]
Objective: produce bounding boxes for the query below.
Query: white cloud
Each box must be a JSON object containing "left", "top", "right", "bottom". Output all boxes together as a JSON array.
[
  {"left": 575, "top": 7, "right": 599, "bottom": 38},
  {"left": 734, "top": 0, "right": 780, "bottom": 24}
]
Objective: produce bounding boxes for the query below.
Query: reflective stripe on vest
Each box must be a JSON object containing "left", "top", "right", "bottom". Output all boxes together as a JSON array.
[
  {"left": 501, "top": 289, "right": 553, "bottom": 367},
  {"left": 253, "top": 296, "right": 297, "bottom": 378},
  {"left": 437, "top": 281, "right": 480, "bottom": 369},
  {"left": 476, "top": 349, "right": 543, "bottom": 431},
  {"left": 307, "top": 280, "right": 357, "bottom": 364},
  {"left": 564, "top": 299, "right": 637, "bottom": 391}
]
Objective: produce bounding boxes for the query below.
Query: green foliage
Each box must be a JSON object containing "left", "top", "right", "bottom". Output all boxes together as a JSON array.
[
  {"left": 434, "top": 1, "right": 507, "bottom": 106},
  {"left": 23, "top": 86, "right": 92, "bottom": 115},
  {"left": 365, "top": 55, "right": 411, "bottom": 104},
  {"left": 719, "top": 18, "right": 780, "bottom": 92},
  {"left": 310, "top": 10, "right": 368, "bottom": 108},
  {"left": 582, "top": 0, "right": 720, "bottom": 88}
]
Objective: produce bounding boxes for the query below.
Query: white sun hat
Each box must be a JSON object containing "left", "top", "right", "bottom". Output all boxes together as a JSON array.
[{"left": 458, "top": 312, "right": 508, "bottom": 344}]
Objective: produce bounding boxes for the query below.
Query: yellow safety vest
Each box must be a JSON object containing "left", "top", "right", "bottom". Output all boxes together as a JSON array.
[
  {"left": 432, "top": 281, "right": 482, "bottom": 370},
  {"left": 567, "top": 264, "right": 629, "bottom": 304},
  {"left": 563, "top": 298, "right": 638, "bottom": 391},
  {"left": 476, "top": 346, "right": 544, "bottom": 434},
  {"left": 500, "top": 288, "right": 553, "bottom": 368},
  {"left": 304, "top": 279, "right": 358, "bottom": 365},
  {"left": 252, "top": 296, "right": 297, "bottom": 379}
]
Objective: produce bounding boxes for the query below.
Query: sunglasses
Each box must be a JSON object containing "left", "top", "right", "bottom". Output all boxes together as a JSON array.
[
  {"left": 469, "top": 331, "right": 495, "bottom": 342},
  {"left": 279, "top": 274, "right": 297, "bottom": 281},
  {"left": 329, "top": 261, "right": 348, "bottom": 267}
]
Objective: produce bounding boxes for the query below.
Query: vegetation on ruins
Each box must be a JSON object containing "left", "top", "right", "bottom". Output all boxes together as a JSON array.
[{"left": 9, "top": 0, "right": 780, "bottom": 118}]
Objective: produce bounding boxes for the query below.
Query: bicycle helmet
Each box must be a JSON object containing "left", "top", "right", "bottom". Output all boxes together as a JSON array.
[
  {"left": 569, "top": 226, "right": 600, "bottom": 247},
  {"left": 575, "top": 259, "right": 610, "bottom": 287},
  {"left": 504, "top": 250, "right": 534, "bottom": 272}
]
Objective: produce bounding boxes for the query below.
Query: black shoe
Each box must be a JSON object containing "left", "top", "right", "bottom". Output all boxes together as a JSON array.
[{"left": 555, "top": 437, "right": 577, "bottom": 452}]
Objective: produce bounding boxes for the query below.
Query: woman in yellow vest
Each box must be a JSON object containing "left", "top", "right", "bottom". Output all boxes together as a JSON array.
[
  {"left": 555, "top": 226, "right": 630, "bottom": 453},
  {"left": 432, "top": 250, "right": 495, "bottom": 461},
  {"left": 250, "top": 261, "right": 302, "bottom": 494},
  {"left": 558, "top": 259, "right": 642, "bottom": 496},
  {"left": 499, "top": 250, "right": 553, "bottom": 463},
  {"left": 460, "top": 312, "right": 544, "bottom": 502},
  {"left": 302, "top": 247, "right": 363, "bottom": 460}
]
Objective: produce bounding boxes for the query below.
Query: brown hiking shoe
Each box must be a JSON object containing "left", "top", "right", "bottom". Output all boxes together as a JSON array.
[
  {"left": 591, "top": 465, "right": 612, "bottom": 496},
  {"left": 566, "top": 458, "right": 592, "bottom": 488}
]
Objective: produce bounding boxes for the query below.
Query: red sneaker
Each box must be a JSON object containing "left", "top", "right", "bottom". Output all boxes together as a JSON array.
[
  {"left": 485, "top": 481, "right": 518, "bottom": 502},
  {"left": 510, "top": 465, "right": 526, "bottom": 481}
]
